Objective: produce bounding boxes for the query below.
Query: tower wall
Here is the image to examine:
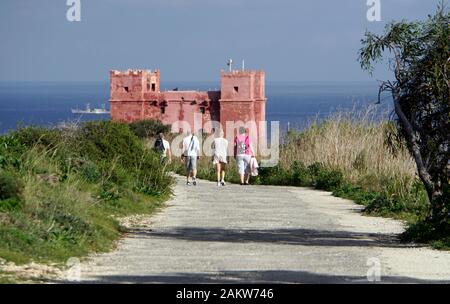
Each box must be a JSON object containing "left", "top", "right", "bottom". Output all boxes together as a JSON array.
[
  {"left": 219, "top": 70, "right": 266, "bottom": 137},
  {"left": 109, "top": 69, "right": 266, "bottom": 138},
  {"left": 110, "top": 69, "right": 159, "bottom": 101}
]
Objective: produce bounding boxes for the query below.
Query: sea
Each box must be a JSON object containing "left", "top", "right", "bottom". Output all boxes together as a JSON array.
[{"left": 0, "top": 81, "right": 392, "bottom": 135}]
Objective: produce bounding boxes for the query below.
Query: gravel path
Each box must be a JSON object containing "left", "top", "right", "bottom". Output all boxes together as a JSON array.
[{"left": 77, "top": 175, "right": 450, "bottom": 283}]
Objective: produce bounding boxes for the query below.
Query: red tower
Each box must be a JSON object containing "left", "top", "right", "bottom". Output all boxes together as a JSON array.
[
  {"left": 219, "top": 70, "right": 266, "bottom": 129},
  {"left": 109, "top": 68, "right": 266, "bottom": 137}
]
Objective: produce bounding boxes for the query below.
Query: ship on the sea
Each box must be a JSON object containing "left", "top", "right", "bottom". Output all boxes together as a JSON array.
[{"left": 71, "top": 103, "right": 110, "bottom": 114}]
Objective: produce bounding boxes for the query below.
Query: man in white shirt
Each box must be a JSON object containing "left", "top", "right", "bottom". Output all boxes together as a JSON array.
[{"left": 182, "top": 131, "right": 200, "bottom": 186}]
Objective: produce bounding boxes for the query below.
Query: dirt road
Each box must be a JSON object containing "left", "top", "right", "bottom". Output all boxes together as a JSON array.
[{"left": 77, "top": 175, "right": 450, "bottom": 283}]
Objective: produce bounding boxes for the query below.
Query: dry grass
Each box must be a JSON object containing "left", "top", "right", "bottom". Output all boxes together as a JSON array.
[{"left": 280, "top": 105, "right": 418, "bottom": 195}]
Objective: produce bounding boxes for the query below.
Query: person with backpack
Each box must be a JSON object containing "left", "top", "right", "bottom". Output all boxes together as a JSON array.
[
  {"left": 182, "top": 131, "right": 200, "bottom": 186},
  {"left": 154, "top": 133, "right": 171, "bottom": 163},
  {"left": 212, "top": 129, "right": 228, "bottom": 187},
  {"left": 234, "top": 127, "right": 255, "bottom": 185}
]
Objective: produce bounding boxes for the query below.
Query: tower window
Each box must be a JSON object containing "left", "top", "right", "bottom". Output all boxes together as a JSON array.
[
  {"left": 152, "top": 83, "right": 156, "bottom": 91},
  {"left": 124, "top": 86, "right": 129, "bottom": 92},
  {"left": 160, "top": 106, "right": 165, "bottom": 114},
  {"left": 200, "top": 107, "right": 206, "bottom": 114},
  {"left": 234, "top": 86, "right": 239, "bottom": 93}
]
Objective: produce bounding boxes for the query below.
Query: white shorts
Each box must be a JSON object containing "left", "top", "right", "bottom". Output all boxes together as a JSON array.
[
  {"left": 213, "top": 155, "right": 227, "bottom": 165},
  {"left": 236, "top": 155, "right": 251, "bottom": 175}
]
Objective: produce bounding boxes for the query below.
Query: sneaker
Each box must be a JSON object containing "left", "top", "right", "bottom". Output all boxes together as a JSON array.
[
  {"left": 192, "top": 178, "right": 197, "bottom": 186},
  {"left": 217, "top": 182, "right": 221, "bottom": 187},
  {"left": 221, "top": 181, "right": 226, "bottom": 186},
  {"left": 186, "top": 181, "right": 191, "bottom": 186},
  {"left": 244, "top": 182, "right": 250, "bottom": 186}
]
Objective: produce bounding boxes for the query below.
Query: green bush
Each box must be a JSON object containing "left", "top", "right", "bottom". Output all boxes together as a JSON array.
[
  {"left": 259, "top": 165, "right": 289, "bottom": 185},
  {"left": 402, "top": 219, "right": 450, "bottom": 250},
  {"left": 291, "top": 161, "right": 312, "bottom": 186},
  {"left": 430, "top": 184, "right": 450, "bottom": 230},
  {"left": 309, "top": 163, "right": 344, "bottom": 191},
  {"left": 76, "top": 121, "right": 143, "bottom": 166},
  {"left": 46, "top": 211, "right": 94, "bottom": 245},
  {"left": 99, "top": 181, "right": 122, "bottom": 202},
  {"left": 129, "top": 119, "right": 170, "bottom": 139},
  {"left": 133, "top": 152, "right": 174, "bottom": 197},
  {"left": 0, "top": 134, "right": 25, "bottom": 169},
  {"left": 0, "top": 120, "right": 173, "bottom": 264},
  {"left": 74, "top": 121, "right": 173, "bottom": 197},
  {"left": 14, "top": 126, "right": 63, "bottom": 150},
  {"left": 0, "top": 198, "right": 22, "bottom": 212},
  {"left": 79, "top": 161, "right": 101, "bottom": 183},
  {"left": 0, "top": 173, "right": 23, "bottom": 212},
  {"left": 0, "top": 171, "right": 23, "bottom": 211},
  {"left": 401, "top": 186, "right": 449, "bottom": 249}
]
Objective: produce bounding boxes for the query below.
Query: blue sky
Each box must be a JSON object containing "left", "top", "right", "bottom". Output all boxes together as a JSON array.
[{"left": 0, "top": 0, "right": 443, "bottom": 82}]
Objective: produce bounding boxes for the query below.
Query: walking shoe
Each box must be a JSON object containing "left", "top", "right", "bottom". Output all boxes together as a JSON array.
[
  {"left": 192, "top": 178, "right": 197, "bottom": 186},
  {"left": 186, "top": 181, "right": 191, "bottom": 186},
  {"left": 221, "top": 181, "right": 226, "bottom": 186},
  {"left": 217, "top": 182, "right": 221, "bottom": 187}
]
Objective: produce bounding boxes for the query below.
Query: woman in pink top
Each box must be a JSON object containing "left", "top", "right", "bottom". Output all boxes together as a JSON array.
[{"left": 234, "top": 127, "right": 255, "bottom": 185}]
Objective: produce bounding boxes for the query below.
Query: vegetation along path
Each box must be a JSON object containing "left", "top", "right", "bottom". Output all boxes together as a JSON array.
[{"left": 77, "top": 175, "right": 450, "bottom": 283}]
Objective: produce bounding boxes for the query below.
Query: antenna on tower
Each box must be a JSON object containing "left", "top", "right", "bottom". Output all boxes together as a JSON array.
[
  {"left": 242, "top": 59, "right": 245, "bottom": 71},
  {"left": 227, "top": 59, "right": 233, "bottom": 72}
]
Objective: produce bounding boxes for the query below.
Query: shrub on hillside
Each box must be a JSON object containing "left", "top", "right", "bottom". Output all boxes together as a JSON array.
[
  {"left": 14, "top": 126, "right": 63, "bottom": 150},
  {"left": 129, "top": 120, "right": 170, "bottom": 139},
  {"left": 410, "top": 184, "right": 450, "bottom": 239},
  {"left": 0, "top": 134, "right": 25, "bottom": 169},
  {"left": 75, "top": 121, "right": 143, "bottom": 166},
  {"left": 75, "top": 121, "right": 173, "bottom": 197},
  {"left": 291, "top": 161, "right": 312, "bottom": 186},
  {"left": 79, "top": 160, "right": 101, "bottom": 183},
  {"left": 308, "top": 163, "right": 344, "bottom": 191},
  {"left": 0, "top": 170, "right": 23, "bottom": 211},
  {"left": 0, "top": 120, "right": 174, "bottom": 264},
  {"left": 258, "top": 165, "right": 291, "bottom": 185},
  {"left": 133, "top": 151, "right": 174, "bottom": 197}
]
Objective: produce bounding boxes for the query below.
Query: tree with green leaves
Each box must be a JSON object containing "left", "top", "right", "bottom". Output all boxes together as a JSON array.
[{"left": 359, "top": 3, "right": 449, "bottom": 228}]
